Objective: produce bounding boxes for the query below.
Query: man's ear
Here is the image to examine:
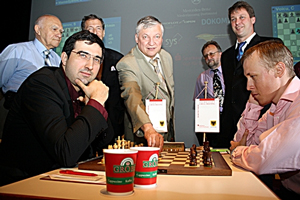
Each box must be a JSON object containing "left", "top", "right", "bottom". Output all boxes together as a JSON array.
[
  {"left": 251, "top": 16, "right": 256, "bottom": 25},
  {"left": 61, "top": 52, "right": 68, "bottom": 68},
  {"left": 34, "top": 25, "right": 40, "bottom": 35},
  {"left": 135, "top": 34, "right": 138, "bottom": 44},
  {"left": 274, "top": 62, "right": 286, "bottom": 78}
]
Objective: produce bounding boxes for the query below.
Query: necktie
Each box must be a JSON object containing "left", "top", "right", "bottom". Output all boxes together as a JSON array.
[
  {"left": 43, "top": 50, "right": 52, "bottom": 66},
  {"left": 212, "top": 69, "right": 224, "bottom": 108},
  {"left": 149, "top": 58, "right": 167, "bottom": 90},
  {"left": 236, "top": 41, "right": 246, "bottom": 61}
]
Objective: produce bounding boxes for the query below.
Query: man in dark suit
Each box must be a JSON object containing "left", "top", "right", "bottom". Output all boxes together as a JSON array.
[
  {"left": 81, "top": 14, "right": 124, "bottom": 142},
  {"left": 0, "top": 30, "right": 114, "bottom": 186},
  {"left": 219, "top": 1, "right": 282, "bottom": 148}
]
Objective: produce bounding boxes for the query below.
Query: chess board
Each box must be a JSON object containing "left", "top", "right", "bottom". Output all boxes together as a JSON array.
[
  {"left": 78, "top": 151, "right": 232, "bottom": 176},
  {"left": 272, "top": 5, "right": 300, "bottom": 62},
  {"left": 157, "top": 151, "right": 231, "bottom": 176}
]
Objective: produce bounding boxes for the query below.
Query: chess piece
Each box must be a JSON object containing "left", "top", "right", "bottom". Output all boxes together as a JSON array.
[
  {"left": 202, "top": 150, "right": 207, "bottom": 163},
  {"left": 203, "top": 141, "right": 210, "bottom": 152},
  {"left": 130, "top": 141, "right": 135, "bottom": 147},
  {"left": 116, "top": 137, "right": 122, "bottom": 149},
  {"left": 202, "top": 141, "right": 210, "bottom": 164},
  {"left": 121, "top": 138, "right": 126, "bottom": 149},
  {"left": 204, "top": 151, "right": 213, "bottom": 167},
  {"left": 113, "top": 143, "right": 118, "bottom": 149},
  {"left": 189, "top": 147, "right": 193, "bottom": 160},
  {"left": 192, "top": 144, "right": 197, "bottom": 157},
  {"left": 189, "top": 148, "right": 197, "bottom": 166}
]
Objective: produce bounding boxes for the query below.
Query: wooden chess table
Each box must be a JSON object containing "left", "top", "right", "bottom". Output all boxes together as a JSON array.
[{"left": 78, "top": 150, "right": 231, "bottom": 176}]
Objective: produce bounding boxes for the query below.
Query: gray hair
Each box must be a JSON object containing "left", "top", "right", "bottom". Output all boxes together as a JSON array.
[{"left": 135, "top": 16, "right": 164, "bottom": 36}]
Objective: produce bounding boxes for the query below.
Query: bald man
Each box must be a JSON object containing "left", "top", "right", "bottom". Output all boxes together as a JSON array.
[
  {"left": 0, "top": 14, "right": 63, "bottom": 108},
  {"left": 0, "top": 14, "right": 63, "bottom": 138}
]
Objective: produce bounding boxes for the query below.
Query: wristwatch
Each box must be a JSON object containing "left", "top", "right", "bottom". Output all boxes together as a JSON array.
[{"left": 135, "top": 129, "right": 144, "bottom": 137}]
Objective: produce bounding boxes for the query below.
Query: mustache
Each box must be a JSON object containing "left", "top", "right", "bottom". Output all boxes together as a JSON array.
[{"left": 79, "top": 68, "right": 93, "bottom": 75}]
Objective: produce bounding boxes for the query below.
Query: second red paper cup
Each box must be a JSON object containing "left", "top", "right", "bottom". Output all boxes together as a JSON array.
[{"left": 130, "top": 147, "right": 160, "bottom": 188}]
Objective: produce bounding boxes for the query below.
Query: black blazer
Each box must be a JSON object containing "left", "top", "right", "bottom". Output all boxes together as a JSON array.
[
  {"left": 0, "top": 67, "right": 114, "bottom": 180},
  {"left": 219, "top": 34, "right": 282, "bottom": 147},
  {"left": 102, "top": 48, "right": 125, "bottom": 140}
]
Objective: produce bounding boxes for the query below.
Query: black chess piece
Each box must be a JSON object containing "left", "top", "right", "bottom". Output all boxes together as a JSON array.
[
  {"left": 203, "top": 141, "right": 210, "bottom": 152},
  {"left": 189, "top": 147, "right": 193, "bottom": 160},
  {"left": 202, "top": 141, "right": 212, "bottom": 166},
  {"left": 192, "top": 144, "right": 197, "bottom": 157},
  {"left": 189, "top": 148, "right": 197, "bottom": 166},
  {"left": 204, "top": 151, "right": 213, "bottom": 166}
]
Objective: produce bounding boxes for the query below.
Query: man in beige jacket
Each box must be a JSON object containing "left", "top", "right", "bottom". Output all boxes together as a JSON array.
[{"left": 117, "top": 16, "right": 175, "bottom": 150}]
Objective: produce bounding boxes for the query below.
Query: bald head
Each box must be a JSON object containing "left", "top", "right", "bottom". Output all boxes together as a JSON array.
[{"left": 34, "top": 14, "right": 63, "bottom": 50}]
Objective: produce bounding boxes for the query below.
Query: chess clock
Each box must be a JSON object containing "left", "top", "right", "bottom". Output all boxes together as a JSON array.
[{"left": 162, "top": 142, "right": 185, "bottom": 152}]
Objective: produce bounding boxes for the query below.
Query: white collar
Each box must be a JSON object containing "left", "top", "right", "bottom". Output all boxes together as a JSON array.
[{"left": 235, "top": 32, "right": 256, "bottom": 49}]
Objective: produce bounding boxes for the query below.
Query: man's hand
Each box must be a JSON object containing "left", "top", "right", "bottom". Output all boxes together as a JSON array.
[
  {"left": 249, "top": 93, "right": 259, "bottom": 105},
  {"left": 230, "top": 129, "right": 249, "bottom": 152},
  {"left": 141, "top": 123, "right": 164, "bottom": 152},
  {"left": 75, "top": 79, "right": 109, "bottom": 106}
]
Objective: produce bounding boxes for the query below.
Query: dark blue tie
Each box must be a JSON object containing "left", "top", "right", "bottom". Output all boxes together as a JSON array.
[{"left": 236, "top": 41, "right": 246, "bottom": 61}]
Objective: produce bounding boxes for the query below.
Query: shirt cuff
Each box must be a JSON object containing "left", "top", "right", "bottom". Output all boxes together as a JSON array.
[
  {"left": 87, "top": 99, "right": 108, "bottom": 121},
  {"left": 242, "top": 102, "right": 263, "bottom": 120}
]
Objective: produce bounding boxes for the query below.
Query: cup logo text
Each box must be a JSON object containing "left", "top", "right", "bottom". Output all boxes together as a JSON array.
[
  {"left": 142, "top": 154, "right": 158, "bottom": 168},
  {"left": 113, "top": 157, "right": 135, "bottom": 173}
]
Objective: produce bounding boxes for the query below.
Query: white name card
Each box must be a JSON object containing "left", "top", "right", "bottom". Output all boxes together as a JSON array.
[
  {"left": 195, "top": 98, "right": 219, "bottom": 133},
  {"left": 146, "top": 99, "right": 168, "bottom": 132}
]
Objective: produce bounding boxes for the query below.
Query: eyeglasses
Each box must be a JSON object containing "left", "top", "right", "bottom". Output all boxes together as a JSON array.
[
  {"left": 87, "top": 26, "right": 103, "bottom": 33},
  {"left": 203, "top": 51, "right": 220, "bottom": 59},
  {"left": 71, "top": 50, "right": 103, "bottom": 65}
]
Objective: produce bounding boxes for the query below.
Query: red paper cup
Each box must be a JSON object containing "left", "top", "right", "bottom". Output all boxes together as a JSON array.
[
  {"left": 103, "top": 149, "right": 138, "bottom": 195},
  {"left": 130, "top": 147, "right": 160, "bottom": 188}
]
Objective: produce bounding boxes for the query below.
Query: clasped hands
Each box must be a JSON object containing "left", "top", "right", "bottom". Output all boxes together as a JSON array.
[
  {"left": 230, "top": 94, "right": 259, "bottom": 152},
  {"left": 230, "top": 129, "right": 249, "bottom": 153}
]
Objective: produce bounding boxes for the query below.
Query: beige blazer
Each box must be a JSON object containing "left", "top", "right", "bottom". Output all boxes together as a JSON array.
[{"left": 117, "top": 46, "right": 175, "bottom": 142}]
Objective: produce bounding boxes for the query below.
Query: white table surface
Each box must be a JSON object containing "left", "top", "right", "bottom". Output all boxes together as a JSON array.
[{"left": 0, "top": 154, "right": 279, "bottom": 200}]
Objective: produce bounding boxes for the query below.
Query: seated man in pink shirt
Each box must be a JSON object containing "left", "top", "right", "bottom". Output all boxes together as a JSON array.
[{"left": 230, "top": 40, "right": 300, "bottom": 199}]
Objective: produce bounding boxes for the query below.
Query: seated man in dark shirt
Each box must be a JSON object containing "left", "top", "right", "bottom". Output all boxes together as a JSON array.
[{"left": 0, "top": 30, "right": 114, "bottom": 186}]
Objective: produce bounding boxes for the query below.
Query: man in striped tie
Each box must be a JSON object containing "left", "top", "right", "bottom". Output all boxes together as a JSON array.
[
  {"left": 117, "top": 16, "right": 175, "bottom": 151},
  {"left": 0, "top": 14, "right": 63, "bottom": 101},
  {"left": 193, "top": 40, "right": 224, "bottom": 146},
  {"left": 0, "top": 14, "right": 63, "bottom": 139}
]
